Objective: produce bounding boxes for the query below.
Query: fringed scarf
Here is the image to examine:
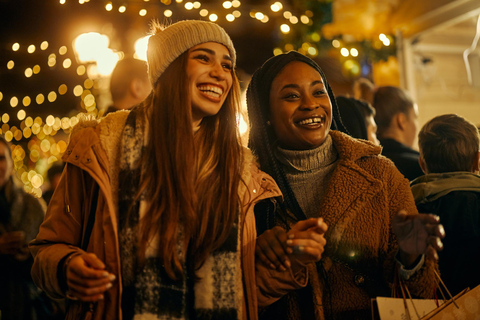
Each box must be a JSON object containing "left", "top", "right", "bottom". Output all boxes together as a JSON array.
[{"left": 117, "top": 108, "right": 243, "bottom": 320}]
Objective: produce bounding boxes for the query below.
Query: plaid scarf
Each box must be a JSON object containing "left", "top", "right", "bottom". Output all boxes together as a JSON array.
[{"left": 117, "top": 108, "right": 242, "bottom": 320}]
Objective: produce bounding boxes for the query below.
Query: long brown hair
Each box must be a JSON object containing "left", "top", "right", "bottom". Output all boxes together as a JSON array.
[{"left": 135, "top": 50, "right": 243, "bottom": 280}]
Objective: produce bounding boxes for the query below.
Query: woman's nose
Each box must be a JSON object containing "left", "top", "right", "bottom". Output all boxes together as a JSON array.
[{"left": 301, "top": 95, "right": 318, "bottom": 110}]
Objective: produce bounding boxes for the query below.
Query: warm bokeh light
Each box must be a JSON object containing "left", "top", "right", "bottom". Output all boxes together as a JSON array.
[
  {"left": 73, "top": 32, "right": 110, "bottom": 63},
  {"left": 105, "top": 2, "right": 113, "bottom": 11},
  {"left": 63, "top": 58, "right": 72, "bottom": 68},
  {"left": 17, "top": 110, "right": 26, "bottom": 121},
  {"left": 12, "top": 43, "right": 20, "bottom": 51},
  {"left": 193, "top": 1, "right": 201, "bottom": 9},
  {"left": 255, "top": 12, "right": 264, "bottom": 20},
  {"left": 73, "top": 85, "right": 83, "bottom": 97},
  {"left": 77, "top": 65, "right": 86, "bottom": 76},
  {"left": 271, "top": 3, "right": 280, "bottom": 12},
  {"left": 200, "top": 9, "right": 209, "bottom": 17},
  {"left": 10, "top": 97, "right": 18, "bottom": 108},
  {"left": 185, "top": 2, "right": 193, "bottom": 10},
  {"left": 341, "top": 48, "right": 349, "bottom": 57},
  {"left": 233, "top": 10, "right": 241, "bottom": 17},
  {"left": 28, "top": 45, "right": 36, "bottom": 53},
  {"left": 7, "top": 60, "right": 14, "bottom": 69},
  {"left": 134, "top": 36, "right": 150, "bottom": 61},
  {"left": 33, "top": 65, "right": 41, "bottom": 74},
  {"left": 119, "top": 6, "right": 126, "bottom": 13},
  {"left": 36, "top": 94, "right": 45, "bottom": 104},
  {"left": 209, "top": 14, "right": 218, "bottom": 22},
  {"left": 231, "top": 0, "right": 240, "bottom": 8},
  {"left": 139, "top": 9, "right": 147, "bottom": 16},
  {"left": 332, "top": 40, "right": 340, "bottom": 48},
  {"left": 226, "top": 14, "right": 235, "bottom": 22},
  {"left": 58, "top": 84, "right": 68, "bottom": 95},
  {"left": 22, "top": 96, "right": 31, "bottom": 106},
  {"left": 25, "top": 68, "right": 33, "bottom": 78},
  {"left": 2, "top": 114, "right": 10, "bottom": 123},
  {"left": 84, "top": 79, "right": 94, "bottom": 89},
  {"left": 280, "top": 24, "right": 290, "bottom": 34},
  {"left": 350, "top": 48, "right": 359, "bottom": 57},
  {"left": 301, "top": 15, "right": 309, "bottom": 24},
  {"left": 223, "top": 1, "right": 232, "bottom": 9},
  {"left": 289, "top": 16, "right": 298, "bottom": 24},
  {"left": 40, "top": 41, "right": 49, "bottom": 50},
  {"left": 273, "top": 48, "right": 283, "bottom": 55},
  {"left": 59, "top": 46, "right": 68, "bottom": 55},
  {"left": 164, "top": 9, "right": 173, "bottom": 17},
  {"left": 48, "top": 91, "right": 57, "bottom": 102},
  {"left": 283, "top": 11, "right": 292, "bottom": 19}
]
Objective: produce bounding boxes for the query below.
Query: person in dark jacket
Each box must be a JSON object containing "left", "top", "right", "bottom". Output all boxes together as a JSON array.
[
  {"left": 336, "top": 96, "right": 379, "bottom": 145},
  {"left": 373, "top": 86, "right": 423, "bottom": 180},
  {"left": 411, "top": 114, "right": 480, "bottom": 295}
]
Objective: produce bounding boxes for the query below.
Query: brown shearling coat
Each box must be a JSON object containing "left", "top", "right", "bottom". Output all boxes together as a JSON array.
[{"left": 257, "top": 131, "right": 438, "bottom": 320}]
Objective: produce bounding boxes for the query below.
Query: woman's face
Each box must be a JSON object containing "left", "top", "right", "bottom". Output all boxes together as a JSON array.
[
  {"left": 269, "top": 61, "right": 332, "bottom": 150},
  {"left": 0, "top": 142, "right": 13, "bottom": 189},
  {"left": 186, "top": 42, "right": 233, "bottom": 128},
  {"left": 366, "top": 115, "right": 380, "bottom": 145}
]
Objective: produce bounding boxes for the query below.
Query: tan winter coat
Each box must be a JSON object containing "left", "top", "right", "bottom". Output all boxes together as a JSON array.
[{"left": 30, "top": 111, "right": 305, "bottom": 320}]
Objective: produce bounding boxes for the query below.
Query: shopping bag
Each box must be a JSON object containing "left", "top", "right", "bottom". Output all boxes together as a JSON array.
[
  {"left": 371, "top": 297, "right": 443, "bottom": 320},
  {"left": 422, "top": 284, "right": 480, "bottom": 319},
  {"left": 372, "top": 267, "right": 480, "bottom": 320}
]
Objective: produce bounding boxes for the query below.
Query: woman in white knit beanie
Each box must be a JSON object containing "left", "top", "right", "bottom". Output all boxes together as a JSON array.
[{"left": 30, "top": 19, "right": 310, "bottom": 320}]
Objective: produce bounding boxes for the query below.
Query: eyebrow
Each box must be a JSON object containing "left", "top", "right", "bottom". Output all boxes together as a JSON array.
[
  {"left": 190, "top": 47, "right": 232, "bottom": 62},
  {"left": 280, "top": 80, "right": 324, "bottom": 91}
]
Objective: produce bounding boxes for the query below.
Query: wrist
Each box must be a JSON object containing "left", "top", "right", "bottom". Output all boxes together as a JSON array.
[{"left": 398, "top": 250, "right": 420, "bottom": 269}]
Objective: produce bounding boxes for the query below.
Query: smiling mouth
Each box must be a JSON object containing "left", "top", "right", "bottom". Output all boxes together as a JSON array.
[
  {"left": 296, "top": 116, "right": 325, "bottom": 126},
  {"left": 198, "top": 85, "right": 223, "bottom": 99}
]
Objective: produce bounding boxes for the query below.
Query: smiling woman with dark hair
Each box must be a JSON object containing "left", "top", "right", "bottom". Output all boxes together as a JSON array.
[{"left": 247, "top": 51, "right": 445, "bottom": 319}]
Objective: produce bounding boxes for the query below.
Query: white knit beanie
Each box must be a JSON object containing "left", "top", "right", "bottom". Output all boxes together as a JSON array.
[{"left": 147, "top": 20, "right": 236, "bottom": 86}]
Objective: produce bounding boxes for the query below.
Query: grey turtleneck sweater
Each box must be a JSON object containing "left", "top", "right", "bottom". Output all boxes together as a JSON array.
[{"left": 274, "top": 134, "right": 339, "bottom": 219}]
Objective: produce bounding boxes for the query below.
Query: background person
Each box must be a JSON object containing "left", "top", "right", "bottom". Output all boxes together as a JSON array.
[
  {"left": 0, "top": 135, "right": 48, "bottom": 320},
  {"left": 411, "top": 114, "right": 480, "bottom": 295},
  {"left": 336, "top": 96, "right": 379, "bottom": 145},
  {"left": 102, "top": 57, "right": 152, "bottom": 116},
  {"left": 373, "top": 86, "right": 423, "bottom": 180},
  {"left": 247, "top": 51, "right": 444, "bottom": 319}
]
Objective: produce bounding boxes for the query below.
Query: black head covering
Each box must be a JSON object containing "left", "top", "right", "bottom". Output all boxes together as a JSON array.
[
  {"left": 336, "top": 96, "right": 370, "bottom": 141},
  {"left": 246, "top": 51, "right": 347, "bottom": 221}
]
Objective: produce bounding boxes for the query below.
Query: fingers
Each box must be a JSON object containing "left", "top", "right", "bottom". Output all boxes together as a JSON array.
[
  {"left": 291, "top": 218, "right": 327, "bottom": 234},
  {"left": 66, "top": 253, "right": 115, "bottom": 302},
  {"left": 256, "top": 227, "right": 291, "bottom": 271},
  {"left": 286, "top": 235, "right": 327, "bottom": 264}
]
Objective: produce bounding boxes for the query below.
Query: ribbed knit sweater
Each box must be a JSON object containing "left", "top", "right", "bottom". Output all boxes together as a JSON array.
[{"left": 274, "top": 135, "right": 339, "bottom": 219}]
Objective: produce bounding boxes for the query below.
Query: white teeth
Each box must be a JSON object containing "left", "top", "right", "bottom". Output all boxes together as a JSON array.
[
  {"left": 198, "top": 85, "right": 223, "bottom": 97},
  {"left": 297, "top": 117, "right": 324, "bottom": 125}
]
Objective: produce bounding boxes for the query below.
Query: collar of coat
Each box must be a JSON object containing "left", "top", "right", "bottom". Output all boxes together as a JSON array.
[{"left": 410, "top": 171, "right": 480, "bottom": 204}]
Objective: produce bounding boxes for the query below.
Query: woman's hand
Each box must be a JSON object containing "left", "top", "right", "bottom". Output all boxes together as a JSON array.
[
  {"left": 65, "top": 253, "right": 116, "bottom": 302},
  {"left": 392, "top": 210, "right": 445, "bottom": 266},
  {"left": 255, "top": 218, "right": 328, "bottom": 272}
]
